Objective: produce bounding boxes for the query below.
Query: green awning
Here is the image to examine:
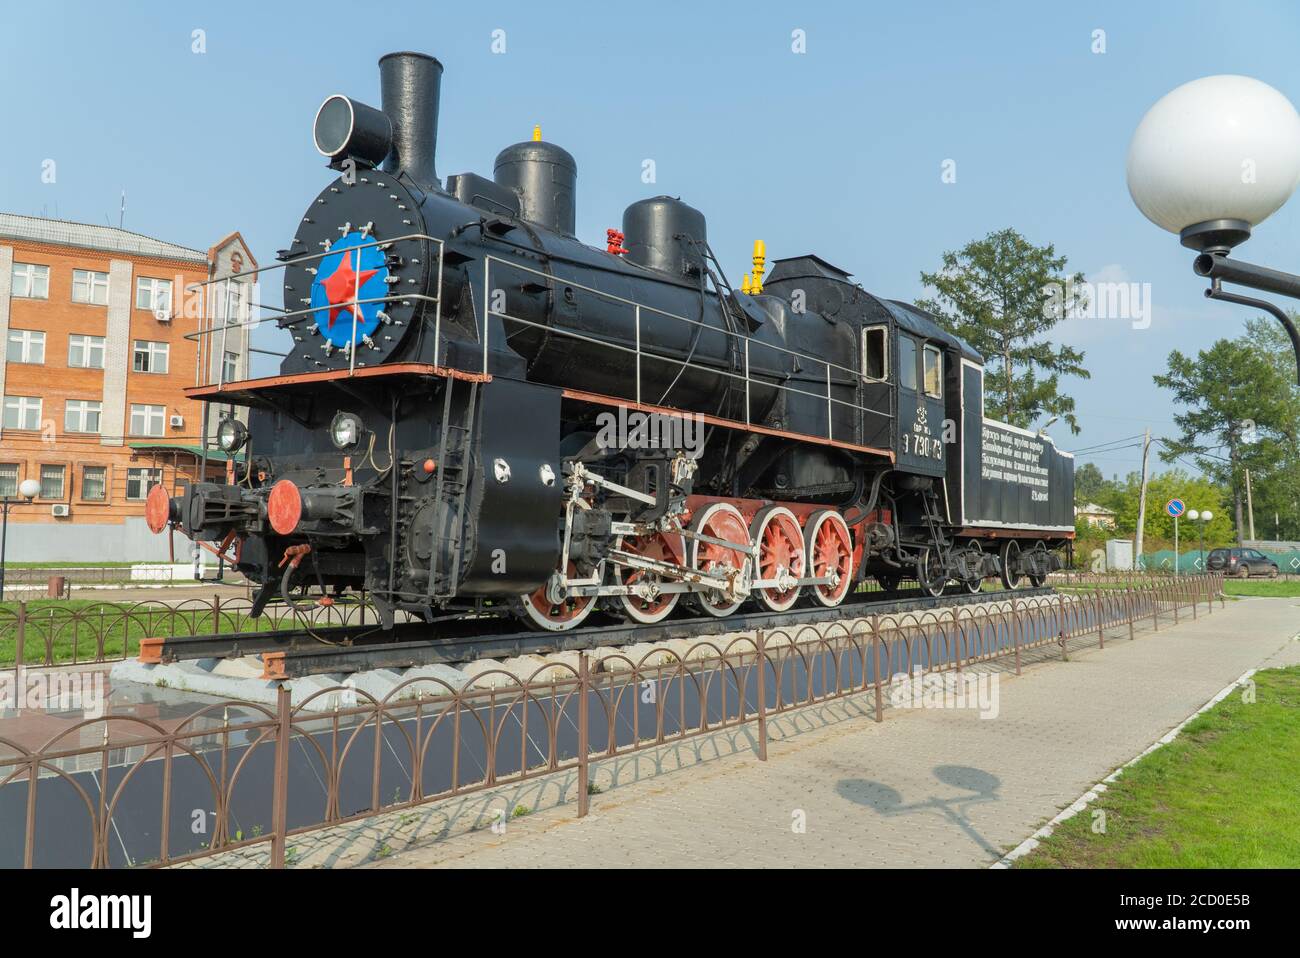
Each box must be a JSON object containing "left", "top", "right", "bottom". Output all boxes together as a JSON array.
[{"left": 127, "top": 442, "right": 246, "bottom": 463}]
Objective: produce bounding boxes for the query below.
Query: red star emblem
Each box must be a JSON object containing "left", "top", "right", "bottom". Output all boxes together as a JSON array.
[{"left": 320, "top": 248, "right": 379, "bottom": 328}]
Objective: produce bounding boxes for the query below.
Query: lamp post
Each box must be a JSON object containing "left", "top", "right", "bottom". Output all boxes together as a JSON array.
[
  {"left": 0, "top": 479, "right": 42, "bottom": 601},
  {"left": 1187, "top": 508, "right": 1214, "bottom": 572},
  {"left": 1127, "top": 75, "right": 1300, "bottom": 383}
]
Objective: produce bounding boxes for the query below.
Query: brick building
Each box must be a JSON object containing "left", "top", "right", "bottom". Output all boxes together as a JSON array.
[{"left": 0, "top": 214, "right": 254, "bottom": 561}]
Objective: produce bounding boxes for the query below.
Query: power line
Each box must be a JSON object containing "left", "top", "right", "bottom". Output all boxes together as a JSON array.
[{"left": 1067, "top": 434, "right": 1144, "bottom": 454}]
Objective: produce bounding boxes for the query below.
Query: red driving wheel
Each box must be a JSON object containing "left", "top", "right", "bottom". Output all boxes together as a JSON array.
[
  {"left": 751, "top": 506, "right": 806, "bottom": 612},
  {"left": 519, "top": 560, "right": 600, "bottom": 631},
  {"left": 614, "top": 523, "right": 687, "bottom": 624},
  {"left": 688, "top": 502, "right": 752, "bottom": 617},
  {"left": 806, "top": 509, "right": 854, "bottom": 607}
]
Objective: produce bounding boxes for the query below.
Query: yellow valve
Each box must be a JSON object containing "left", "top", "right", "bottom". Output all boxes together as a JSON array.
[
  {"left": 532, "top": 124, "right": 542, "bottom": 142},
  {"left": 741, "top": 273, "right": 752, "bottom": 294},
  {"left": 751, "top": 240, "right": 766, "bottom": 294}
]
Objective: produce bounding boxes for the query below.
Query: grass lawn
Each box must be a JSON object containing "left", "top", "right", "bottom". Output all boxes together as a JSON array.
[
  {"left": 1222, "top": 578, "right": 1300, "bottom": 598},
  {"left": 1017, "top": 666, "right": 1300, "bottom": 868},
  {"left": 0, "top": 598, "right": 313, "bottom": 667}
]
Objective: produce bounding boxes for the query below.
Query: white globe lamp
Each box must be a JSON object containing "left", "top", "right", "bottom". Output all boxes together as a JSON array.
[
  {"left": 1127, "top": 75, "right": 1300, "bottom": 253},
  {"left": 1187, "top": 509, "right": 1199, "bottom": 521},
  {"left": 17, "top": 478, "right": 40, "bottom": 501}
]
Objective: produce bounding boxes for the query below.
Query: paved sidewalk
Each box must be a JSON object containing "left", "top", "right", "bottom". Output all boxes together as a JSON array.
[{"left": 362, "top": 596, "right": 1300, "bottom": 868}]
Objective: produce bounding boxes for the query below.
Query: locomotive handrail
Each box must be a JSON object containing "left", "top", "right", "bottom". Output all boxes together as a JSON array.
[
  {"left": 481, "top": 254, "right": 892, "bottom": 446},
  {"left": 182, "top": 234, "right": 890, "bottom": 452},
  {"left": 181, "top": 232, "right": 446, "bottom": 386},
  {"left": 481, "top": 255, "right": 871, "bottom": 379}
]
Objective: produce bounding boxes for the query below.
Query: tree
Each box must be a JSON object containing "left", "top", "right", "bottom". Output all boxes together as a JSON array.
[
  {"left": 1116, "top": 470, "right": 1234, "bottom": 548},
  {"left": 1238, "top": 316, "right": 1300, "bottom": 540},
  {"left": 1154, "top": 333, "right": 1293, "bottom": 545},
  {"left": 1074, "top": 462, "right": 1106, "bottom": 504},
  {"left": 918, "top": 228, "right": 1090, "bottom": 433}
]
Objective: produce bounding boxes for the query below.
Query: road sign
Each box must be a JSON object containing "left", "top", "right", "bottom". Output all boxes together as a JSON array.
[{"left": 1166, "top": 498, "right": 1185, "bottom": 518}]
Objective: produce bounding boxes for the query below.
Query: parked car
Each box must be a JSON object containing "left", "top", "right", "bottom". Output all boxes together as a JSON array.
[{"left": 1206, "top": 547, "right": 1281, "bottom": 578}]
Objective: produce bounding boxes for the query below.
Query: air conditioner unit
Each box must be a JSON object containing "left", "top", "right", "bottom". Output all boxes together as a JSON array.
[
  {"left": 169, "top": 414, "right": 185, "bottom": 428},
  {"left": 51, "top": 503, "right": 70, "bottom": 518},
  {"left": 155, "top": 310, "right": 172, "bottom": 324}
]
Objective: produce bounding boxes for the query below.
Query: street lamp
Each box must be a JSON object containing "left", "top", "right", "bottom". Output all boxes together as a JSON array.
[
  {"left": 1127, "top": 75, "right": 1300, "bottom": 383},
  {"left": 0, "top": 478, "right": 42, "bottom": 601},
  {"left": 1187, "top": 508, "right": 1214, "bottom": 572}
]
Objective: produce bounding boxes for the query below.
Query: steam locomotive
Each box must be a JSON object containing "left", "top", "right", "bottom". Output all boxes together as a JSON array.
[{"left": 146, "top": 51, "right": 1074, "bottom": 631}]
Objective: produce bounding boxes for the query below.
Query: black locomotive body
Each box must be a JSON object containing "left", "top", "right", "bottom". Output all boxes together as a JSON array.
[{"left": 149, "top": 52, "right": 1074, "bottom": 630}]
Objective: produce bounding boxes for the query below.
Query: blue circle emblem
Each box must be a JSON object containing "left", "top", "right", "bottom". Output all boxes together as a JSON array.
[
  {"left": 1166, "top": 498, "right": 1185, "bottom": 518},
  {"left": 311, "top": 232, "right": 389, "bottom": 347}
]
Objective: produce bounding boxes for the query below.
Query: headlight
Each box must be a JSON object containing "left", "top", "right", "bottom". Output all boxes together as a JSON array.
[
  {"left": 216, "top": 417, "right": 248, "bottom": 453},
  {"left": 330, "top": 411, "right": 365, "bottom": 450}
]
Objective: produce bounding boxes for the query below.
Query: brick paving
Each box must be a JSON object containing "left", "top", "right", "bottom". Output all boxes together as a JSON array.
[{"left": 351, "top": 595, "right": 1299, "bottom": 868}]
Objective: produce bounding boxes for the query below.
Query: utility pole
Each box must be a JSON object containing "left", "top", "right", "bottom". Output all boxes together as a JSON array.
[
  {"left": 1135, "top": 428, "right": 1152, "bottom": 568},
  {"left": 1245, "top": 468, "right": 1256, "bottom": 541}
]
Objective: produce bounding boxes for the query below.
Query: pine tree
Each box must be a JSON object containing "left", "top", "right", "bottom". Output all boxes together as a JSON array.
[{"left": 918, "top": 228, "right": 1090, "bottom": 432}]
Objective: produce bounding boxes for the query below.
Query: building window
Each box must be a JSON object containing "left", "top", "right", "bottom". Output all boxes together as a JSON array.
[
  {"left": 223, "top": 282, "right": 247, "bottom": 325},
  {"left": 129, "top": 403, "right": 166, "bottom": 437},
  {"left": 39, "top": 464, "right": 65, "bottom": 500},
  {"left": 126, "top": 467, "right": 163, "bottom": 501},
  {"left": 68, "top": 334, "right": 106, "bottom": 369},
  {"left": 922, "top": 344, "right": 943, "bottom": 399},
  {"left": 64, "top": 399, "right": 102, "bottom": 434},
  {"left": 223, "top": 351, "right": 240, "bottom": 382},
  {"left": 2, "top": 395, "right": 42, "bottom": 431},
  {"left": 5, "top": 329, "right": 45, "bottom": 364},
  {"left": 136, "top": 276, "right": 173, "bottom": 315},
  {"left": 0, "top": 463, "right": 17, "bottom": 497},
  {"left": 72, "top": 269, "right": 110, "bottom": 305},
  {"left": 81, "top": 465, "right": 108, "bottom": 502},
  {"left": 132, "top": 340, "right": 170, "bottom": 374},
  {"left": 12, "top": 262, "right": 49, "bottom": 299}
]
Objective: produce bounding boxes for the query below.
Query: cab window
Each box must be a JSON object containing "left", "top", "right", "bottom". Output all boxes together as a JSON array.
[
  {"left": 922, "top": 344, "right": 943, "bottom": 399},
  {"left": 898, "top": 334, "right": 918, "bottom": 391},
  {"left": 862, "top": 326, "right": 888, "bottom": 381}
]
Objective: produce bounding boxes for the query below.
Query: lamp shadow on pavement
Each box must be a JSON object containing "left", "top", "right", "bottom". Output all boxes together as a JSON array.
[{"left": 836, "top": 765, "right": 1002, "bottom": 859}]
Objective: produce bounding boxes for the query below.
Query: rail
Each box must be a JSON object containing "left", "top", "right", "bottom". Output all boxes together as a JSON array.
[{"left": 0, "top": 574, "right": 1224, "bottom": 867}]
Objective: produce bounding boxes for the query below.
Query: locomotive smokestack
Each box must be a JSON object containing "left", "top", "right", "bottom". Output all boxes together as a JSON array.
[{"left": 379, "top": 51, "right": 443, "bottom": 189}]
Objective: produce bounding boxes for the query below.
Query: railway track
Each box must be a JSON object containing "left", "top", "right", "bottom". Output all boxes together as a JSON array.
[{"left": 141, "top": 585, "right": 1055, "bottom": 679}]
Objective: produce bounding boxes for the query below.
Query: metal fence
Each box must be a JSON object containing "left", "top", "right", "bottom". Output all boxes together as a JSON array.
[
  {"left": 1052, "top": 567, "right": 1298, "bottom": 584},
  {"left": 0, "top": 596, "right": 379, "bottom": 669},
  {"left": 0, "top": 574, "right": 1223, "bottom": 868}
]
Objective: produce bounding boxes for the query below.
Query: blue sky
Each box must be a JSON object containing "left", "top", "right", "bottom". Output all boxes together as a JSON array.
[{"left": 3, "top": 0, "right": 1299, "bottom": 480}]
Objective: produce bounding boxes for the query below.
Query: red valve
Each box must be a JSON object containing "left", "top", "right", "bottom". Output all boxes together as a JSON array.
[{"left": 606, "top": 229, "right": 628, "bottom": 256}]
